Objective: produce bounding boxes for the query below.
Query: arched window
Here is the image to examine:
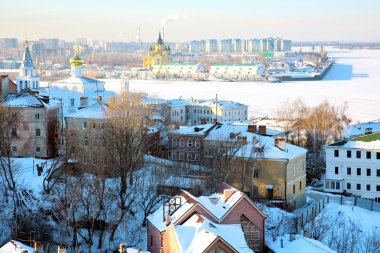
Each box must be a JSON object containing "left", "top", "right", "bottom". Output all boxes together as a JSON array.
[
  {"left": 195, "top": 139, "right": 200, "bottom": 148},
  {"left": 172, "top": 138, "right": 177, "bottom": 146},
  {"left": 179, "top": 139, "right": 185, "bottom": 147},
  {"left": 187, "top": 139, "right": 192, "bottom": 148}
]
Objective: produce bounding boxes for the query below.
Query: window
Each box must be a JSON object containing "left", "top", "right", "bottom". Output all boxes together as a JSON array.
[
  {"left": 186, "top": 153, "right": 192, "bottom": 161},
  {"left": 347, "top": 150, "right": 351, "bottom": 158},
  {"left": 179, "top": 139, "right": 185, "bottom": 147},
  {"left": 367, "top": 168, "right": 371, "bottom": 176},
  {"left": 367, "top": 151, "right": 371, "bottom": 159},
  {"left": 35, "top": 128, "right": 41, "bottom": 137},
  {"left": 172, "top": 138, "right": 177, "bottom": 146},
  {"left": 187, "top": 139, "right": 192, "bottom": 148},
  {"left": 347, "top": 167, "right": 351, "bottom": 175},
  {"left": 325, "top": 181, "right": 329, "bottom": 189},
  {"left": 179, "top": 153, "right": 184, "bottom": 160},
  {"left": 35, "top": 113, "right": 40, "bottom": 119},
  {"left": 357, "top": 184, "right": 361, "bottom": 190},
  {"left": 377, "top": 152, "right": 380, "bottom": 159},
  {"left": 367, "top": 184, "right": 371, "bottom": 191},
  {"left": 356, "top": 151, "right": 361, "bottom": 158},
  {"left": 93, "top": 154, "right": 97, "bottom": 165},
  {"left": 83, "top": 121, "right": 87, "bottom": 128},
  {"left": 292, "top": 165, "right": 295, "bottom": 176},
  {"left": 347, "top": 183, "right": 351, "bottom": 190},
  {"left": 377, "top": 185, "right": 380, "bottom": 192},
  {"left": 84, "top": 137, "right": 89, "bottom": 146},
  {"left": 336, "top": 182, "right": 340, "bottom": 190},
  {"left": 377, "top": 169, "right": 380, "bottom": 177},
  {"left": 253, "top": 170, "right": 259, "bottom": 178},
  {"left": 299, "top": 181, "right": 302, "bottom": 190},
  {"left": 36, "top": 147, "right": 40, "bottom": 153},
  {"left": 70, "top": 98, "right": 75, "bottom": 106},
  {"left": 195, "top": 139, "right": 200, "bottom": 148},
  {"left": 195, "top": 154, "right": 200, "bottom": 161},
  {"left": 335, "top": 167, "right": 339, "bottom": 174},
  {"left": 92, "top": 122, "right": 96, "bottom": 129},
  {"left": 334, "top": 150, "right": 339, "bottom": 157},
  {"left": 293, "top": 185, "right": 295, "bottom": 194},
  {"left": 12, "top": 146, "right": 17, "bottom": 152},
  {"left": 83, "top": 154, "right": 87, "bottom": 164},
  {"left": 171, "top": 152, "right": 177, "bottom": 160},
  {"left": 357, "top": 168, "right": 361, "bottom": 176},
  {"left": 12, "top": 128, "right": 17, "bottom": 137}
]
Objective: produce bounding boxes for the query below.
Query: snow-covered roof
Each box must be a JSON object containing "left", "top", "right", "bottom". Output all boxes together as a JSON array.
[
  {"left": 199, "top": 99, "right": 248, "bottom": 109},
  {"left": 169, "top": 123, "right": 216, "bottom": 136},
  {"left": 265, "top": 234, "right": 336, "bottom": 253},
  {"left": 167, "top": 98, "right": 192, "bottom": 106},
  {"left": 0, "top": 240, "right": 34, "bottom": 253},
  {"left": 147, "top": 186, "right": 247, "bottom": 233},
  {"left": 174, "top": 214, "right": 253, "bottom": 253},
  {"left": 2, "top": 93, "right": 54, "bottom": 108},
  {"left": 344, "top": 121, "right": 380, "bottom": 138},
  {"left": 326, "top": 132, "right": 380, "bottom": 150},
  {"left": 66, "top": 102, "right": 108, "bottom": 119},
  {"left": 52, "top": 76, "right": 105, "bottom": 86},
  {"left": 204, "top": 124, "right": 307, "bottom": 160}
]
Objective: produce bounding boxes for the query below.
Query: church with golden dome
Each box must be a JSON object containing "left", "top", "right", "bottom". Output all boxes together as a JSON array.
[{"left": 143, "top": 32, "right": 171, "bottom": 68}]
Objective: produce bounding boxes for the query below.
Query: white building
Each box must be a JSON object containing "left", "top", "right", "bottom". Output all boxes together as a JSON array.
[
  {"left": 16, "top": 40, "right": 40, "bottom": 91},
  {"left": 323, "top": 132, "right": 380, "bottom": 201},
  {"left": 36, "top": 50, "right": 116, "bottom": 119},
  {"left": 209, "top": 63, "right": 264, "bottom": 78},
  {"left": 154, "top": 63, "right": 205, "bottom": 77},
  {"left": 167, "top": 97, "right": 248, "bottom": 126}
]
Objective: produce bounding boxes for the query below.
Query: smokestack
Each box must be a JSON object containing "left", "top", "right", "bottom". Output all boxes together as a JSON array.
[
  {"left": 119, "top": 243, "right": 127, "bottom": 253},
  {"left": 248, "top": 125, "right": 257, "bottom": 133},
  {"left": 97, "top": 96, "right": 102, "bottom": 102},
  {"left": 258, "top": 125, "right": 266, "bottom": 135},
  {"left": 275, "top": 137, "right": 286, "bottom": 151},
  {"left": 34, "top": 241, "right": 43, "bottom": 253},
  {"left": 58, "top": 244, "right": 67, "bottom": 253}
]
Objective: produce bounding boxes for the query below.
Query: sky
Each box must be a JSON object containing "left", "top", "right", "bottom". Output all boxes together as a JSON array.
[{"left": 0, "top": 0, "right": 380, "bottom": 42}]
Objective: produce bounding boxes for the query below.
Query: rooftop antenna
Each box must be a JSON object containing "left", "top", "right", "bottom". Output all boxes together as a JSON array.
[
  {"left": 215, "top": 94, "right": 218, "bottom": 122},
  {"left": 138, "top": 27, "right": 141, "bottom": 44}
]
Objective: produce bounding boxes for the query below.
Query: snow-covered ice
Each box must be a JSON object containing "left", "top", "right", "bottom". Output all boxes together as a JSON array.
[{"left": 104, "top": 49, "right": 380, "bottom": 122}]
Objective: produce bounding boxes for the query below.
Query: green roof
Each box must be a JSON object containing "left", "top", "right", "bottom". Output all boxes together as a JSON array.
[
  {"left": 351, "top": 132, "right": 380, "bottom": 142},
  {"left": 261, "top": 51, "right": 274, "bottom": 57},
  {"left": 211, "top": 63, "right": 258, "bottom": 66}
]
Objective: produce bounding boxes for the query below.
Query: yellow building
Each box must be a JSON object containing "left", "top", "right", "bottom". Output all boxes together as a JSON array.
[{"left": 143, "top": 32, "right": 171, "bottom": 68}]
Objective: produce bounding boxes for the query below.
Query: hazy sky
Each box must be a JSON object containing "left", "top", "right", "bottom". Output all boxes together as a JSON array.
[{"left": 1, "top": 0, "right": 379, "bottom": 42}]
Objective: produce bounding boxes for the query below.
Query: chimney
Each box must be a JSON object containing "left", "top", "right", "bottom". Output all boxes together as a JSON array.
[
  {"left": 275, "top": 137, "right": 286, "bottom": 151},
  {"left": 258, "top": 125, "right": 266, "bottom": 135},
  {"left": 223, "top": 189, "right": 235, "bottom": 202},
  {"left": 229, "top": 132, "right": 235, "bottom": 139},
  {"left": 80, "top": 96, "right": 89, "bottom": 107},
  {"left": 165, "top": 215, "right": 171, "bottom": 226},
  {"left": 200, "top": 117, "right": 207, "bottom": 125},
  {"left": 237, "top": 136, "right": 247, "bottom": 145},
  {"left": 248, "top": 124, "right": 257, "bottom": 133},
  {"left": 97, "top": 95, "right": 102, "bottom": 102},
  {"left": 119, "top": 243, "right": 127, "bottom": 253},
  {"left": 58, "top": 244, "right": 67, "bottom": 253},
  {"left": 34, "top": 242, "right": 43, "bottom": 253}
]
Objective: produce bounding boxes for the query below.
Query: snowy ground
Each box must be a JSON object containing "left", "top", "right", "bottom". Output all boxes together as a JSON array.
[{"left": 104, "top": 49, "right": 380, "bottom": 122}]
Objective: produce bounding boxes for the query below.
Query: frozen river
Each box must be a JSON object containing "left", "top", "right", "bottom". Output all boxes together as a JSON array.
[{"left": 106, "top": 49, "right": 380, "bottom": 122}]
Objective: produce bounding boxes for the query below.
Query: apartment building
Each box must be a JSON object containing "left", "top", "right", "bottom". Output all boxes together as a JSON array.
[{"left": 323, "top": 132, "right": 380, "bottom": 201}]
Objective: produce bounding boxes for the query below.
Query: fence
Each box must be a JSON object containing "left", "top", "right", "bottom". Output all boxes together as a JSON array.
[
  {"left": 295, "top": 196, "right": 327, "bottom": 231},
  {"left": 324, "top": 194, "right": 380, "bottom": 212}
]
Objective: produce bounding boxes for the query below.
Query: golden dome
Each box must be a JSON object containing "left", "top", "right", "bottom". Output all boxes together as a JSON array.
[{"left": 70, "top": 53, "right": 84, "bottom": 67}]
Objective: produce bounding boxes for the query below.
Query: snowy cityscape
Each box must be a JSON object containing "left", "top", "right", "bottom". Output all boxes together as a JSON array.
[{"left": 1, "top": 1, "right": 380, "bottom": 253}]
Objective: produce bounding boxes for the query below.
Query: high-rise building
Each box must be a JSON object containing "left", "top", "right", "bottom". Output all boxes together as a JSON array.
[
  {"left": 189, "top": 40, "right": 206, "bottom": 53},
  {"left": 232, "top": 39, "right": 242, "bottom": 52},
  {"left": 0, "top": 38, "right": 18, "bottom": 51},
  {"left": 39, "top": 38, "right": 60, "bottom": 50},
  {"left": 219, "top": 39, "right": 233, "bottom": 52},
  {"left": 205, "top": 39, "right": 218, "bottom": 53}
]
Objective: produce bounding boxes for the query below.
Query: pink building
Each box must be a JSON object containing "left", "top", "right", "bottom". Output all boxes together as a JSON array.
[{"left": 147, "top": 183, "right": 267, "bottom": 253}]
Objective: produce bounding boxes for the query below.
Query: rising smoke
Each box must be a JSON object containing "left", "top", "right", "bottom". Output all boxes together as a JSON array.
[{"left": 161, "top": 14, "right": 187, "bottom": 28}]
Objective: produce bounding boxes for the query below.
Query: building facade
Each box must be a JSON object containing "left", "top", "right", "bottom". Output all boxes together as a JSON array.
[
  {"left": 143, "top": 33, "right": 171, "bottom": 68},
  {"left": 323, "top": 132, "right": 380, "bottom": 201}
]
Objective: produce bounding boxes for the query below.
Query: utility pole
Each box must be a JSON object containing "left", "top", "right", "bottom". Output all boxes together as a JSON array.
[{"left": 215, "top": 94, "right": 218, "bottom": 122}]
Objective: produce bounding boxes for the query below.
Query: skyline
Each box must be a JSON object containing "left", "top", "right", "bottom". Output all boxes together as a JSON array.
[{"left": 0, "top": 0, "right": 380, "bottom": 42}]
